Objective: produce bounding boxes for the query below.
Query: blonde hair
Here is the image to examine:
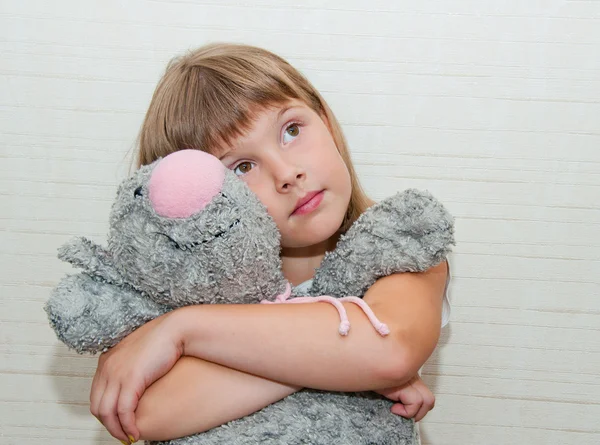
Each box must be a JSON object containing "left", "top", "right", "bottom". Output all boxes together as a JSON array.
[{"left": 136, "top": 42, "right": 373, "bottom": 232}]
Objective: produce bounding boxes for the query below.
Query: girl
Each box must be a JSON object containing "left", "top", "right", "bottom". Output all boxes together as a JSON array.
[{"left": 90, "top": 43, "right": 450, "bottom": 444}]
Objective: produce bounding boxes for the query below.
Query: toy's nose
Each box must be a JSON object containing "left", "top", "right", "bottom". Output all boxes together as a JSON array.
[{"left": 148, "top": 149, "right": 226, "bottom": 218}]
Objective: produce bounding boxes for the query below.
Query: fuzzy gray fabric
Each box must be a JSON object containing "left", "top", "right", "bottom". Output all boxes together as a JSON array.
[{"left": 45, "top": 150, "right": 454, "bottom": 445}]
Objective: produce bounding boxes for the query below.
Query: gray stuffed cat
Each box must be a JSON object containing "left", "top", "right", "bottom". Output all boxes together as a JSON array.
[{"left": 45, "top": 149, "right": 454, "bottom": 445}]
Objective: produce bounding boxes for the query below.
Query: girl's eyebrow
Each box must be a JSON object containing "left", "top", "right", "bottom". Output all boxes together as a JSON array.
[
  {"left": 276, "top": 106, "right": 293, "bottom": 121},
  {"left": 270, "top": 105, "right": 302, "bottom": 131},
  {"left": 218, "top": 149, "right": 233, "bottom": 161},
  {"left": 276, "top": 105, "right": 302, "bottom": 121},
  {"left": 217, "top": 144, "right": 237, "bottom": 160},
  {"left": 219, "top": 105, "right": 303, "bottom": 160}
]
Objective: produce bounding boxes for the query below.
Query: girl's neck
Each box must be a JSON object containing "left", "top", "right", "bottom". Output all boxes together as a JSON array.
[{"left": 280, "top": 233, "right": 340, "bottom": 286}]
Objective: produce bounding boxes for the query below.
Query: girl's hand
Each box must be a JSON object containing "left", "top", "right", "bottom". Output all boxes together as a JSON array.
[
  {"left": 375, "top": 375, "right": 435, "bottom": 422},
  {"left": 90, "top": 312, "right": 183, "bottom": 443}
]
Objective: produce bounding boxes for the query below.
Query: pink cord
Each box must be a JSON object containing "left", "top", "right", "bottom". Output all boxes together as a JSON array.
[{"left": 261, "top": 283, "right": 389, "bottom": 337}]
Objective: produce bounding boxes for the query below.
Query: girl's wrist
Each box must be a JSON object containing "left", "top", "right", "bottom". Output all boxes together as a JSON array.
[{"left": 167, "top": 305, "right": 205, "bottom": 357}]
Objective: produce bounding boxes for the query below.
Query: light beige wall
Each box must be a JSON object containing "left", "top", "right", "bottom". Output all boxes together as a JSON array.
[{"left": 1, "top": 1, "right": 599, "bottom": 444}]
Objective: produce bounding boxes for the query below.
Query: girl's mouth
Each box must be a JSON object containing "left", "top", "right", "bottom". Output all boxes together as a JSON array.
[{"left": 292, "top": 190, "right": 324, "bottom": 216}]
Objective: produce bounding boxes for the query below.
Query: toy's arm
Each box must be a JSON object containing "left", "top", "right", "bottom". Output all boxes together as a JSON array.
[
  {"left": 58, "top": 236, "right": 125, "bottom": 285},
  {"left": 311, "top": 189, "right": 454, "bottom": 298},
  {"left": 45, "top": 273, "right": 167, "bottom": 354},
  {"left": 136, "top": 357, "right": 300, "bottom": 441}
]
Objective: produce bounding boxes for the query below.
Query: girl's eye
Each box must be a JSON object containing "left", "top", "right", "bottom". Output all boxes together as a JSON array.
[
  {"left": 233, "top": 161, "right": 255, "bottom": 176},
  {"left": 283, "top": 123, "right": 300, "bottom": 144}
]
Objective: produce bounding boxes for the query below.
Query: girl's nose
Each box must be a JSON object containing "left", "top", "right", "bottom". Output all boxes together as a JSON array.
[
  {"left": 272, "top": 158, "right": 305, "bottom": 192},
  {"left": 277, "top": 171, "right": 305, "bottom": 192},
  {"left": 148, "top": 149, "right": 225, "bottom": 218}
]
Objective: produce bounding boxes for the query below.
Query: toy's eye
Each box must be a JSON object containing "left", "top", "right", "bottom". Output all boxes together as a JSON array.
[{"left": 134, "top": 186, "right": 143, "bottom": 197}]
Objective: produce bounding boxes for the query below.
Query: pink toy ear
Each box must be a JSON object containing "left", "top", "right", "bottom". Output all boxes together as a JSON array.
[{"left": 148, "top": 150, "right": 226, "bottom": 218}]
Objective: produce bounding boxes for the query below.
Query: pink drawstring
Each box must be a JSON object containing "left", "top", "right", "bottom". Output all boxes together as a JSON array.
[
  {"left": 272, "top": 282, "right": 292, "bottom": 302},
  {"left": 261, "top": 283, "right": 390, "bottom": 337}
]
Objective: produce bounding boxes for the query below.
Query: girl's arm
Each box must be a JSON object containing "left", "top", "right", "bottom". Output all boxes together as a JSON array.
[
  {"left": 135, "top": 357, "right": 299, "bottom": 441},
  {"left": 177, "top": 261, "right": 447, "bottom": 390},
  {"left": 91, "top": 261, "right": 446, "bottom": 442},
  {"left": 136, "top": 361, "right": 435, "bottom": 442}
]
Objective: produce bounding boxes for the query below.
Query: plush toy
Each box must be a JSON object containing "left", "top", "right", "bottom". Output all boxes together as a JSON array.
[{"left": 45, "top": 149, "right": 454, "bottom": 445}]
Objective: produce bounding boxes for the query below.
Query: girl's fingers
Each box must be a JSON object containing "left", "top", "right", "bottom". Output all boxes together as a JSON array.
[
  {"left": 391, "top": 402, "right": 418, "bottom": 418},
  {"left": 89, "top": 371, "right": 106, "bottom": 420},
  {"left": 414, "top": 402, "right": 431, "bottom": 422},
  {"left": 87, "top": 314, "right": 182, "bottom": 443},
  {"left": 413, "top": 382, "right": 435, "bottom": 422},
  {"left": 390, "top": 384, "right": 421, "bottom": 418},
  {"left": 90, "top": 353, "right": 110, "bottom": 418},
  {"left": 117, "top": 387, "right": 141, "bottom": 443},
  {"left": 98, "top": 383, "right": 128, "bottom": 441}
]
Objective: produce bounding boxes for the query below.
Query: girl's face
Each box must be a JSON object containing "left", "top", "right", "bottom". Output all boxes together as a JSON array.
[{"left": 219, "top": 100, "right": 352, "bottom": 249}]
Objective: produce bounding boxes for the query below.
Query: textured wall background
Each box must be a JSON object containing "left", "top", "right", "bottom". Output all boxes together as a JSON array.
[{"left": 1, "top": 1, "right": 599, "bottom": 444}]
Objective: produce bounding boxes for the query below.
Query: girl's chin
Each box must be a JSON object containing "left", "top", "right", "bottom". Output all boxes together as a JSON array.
[
  {"left": 280, "top": 208, "right": 346, "bottom": 249},
  {"left": 281, "top": 227, "right": 343, "bottom": 250}
]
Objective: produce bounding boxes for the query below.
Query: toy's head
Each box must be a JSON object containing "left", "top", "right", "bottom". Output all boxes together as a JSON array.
[{"left": 61, "top": 150, "right": 285, "bottom": 307}]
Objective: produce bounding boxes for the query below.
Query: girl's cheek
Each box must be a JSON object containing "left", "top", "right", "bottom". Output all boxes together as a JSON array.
[
  {"left": 240, "top": 166, "right": 260, "bottom": 185},
  {"left": 244, "top": 177, "right": 270, "bottom": 205}
]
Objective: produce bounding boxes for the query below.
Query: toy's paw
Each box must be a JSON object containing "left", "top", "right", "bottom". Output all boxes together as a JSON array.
[
  {"left": 58, "top": 236, "right": 98, "bottom": 267},
  {"left": 45, "top": 273, "right": 166, "bottom": 354},
  {"left": 370, "top": 189, "right": 454, "bottom": 240},
  {"left": 58, "top": 237, "right": 123, "bottom": 285},
  {"left": 310, "top": 189, "right": 454, "bottom": 297},
  {"left": 340, "top": 189, "right": 454, "bottom": 271}
]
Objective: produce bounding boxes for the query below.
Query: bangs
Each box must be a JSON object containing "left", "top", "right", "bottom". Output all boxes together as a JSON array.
[
  {"left": 138, "top": 44, "right": 325, "bottom": 167},
  {"left": 199, "top": 76, "right": 290, "bottom": 154},
  {"left": 168, "top": 61, "right": 313, "bottom": 156}
]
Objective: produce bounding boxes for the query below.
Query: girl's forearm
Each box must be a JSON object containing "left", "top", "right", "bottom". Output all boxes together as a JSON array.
[
  {"left": 168, "top": 268, "right": 445, "bottom": 392},
  {"left": 135, "top": 356, "right": 300, "bottom": 441},
  {"left": 172, "top": 302, "right": 404, "bottom": 392}
]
